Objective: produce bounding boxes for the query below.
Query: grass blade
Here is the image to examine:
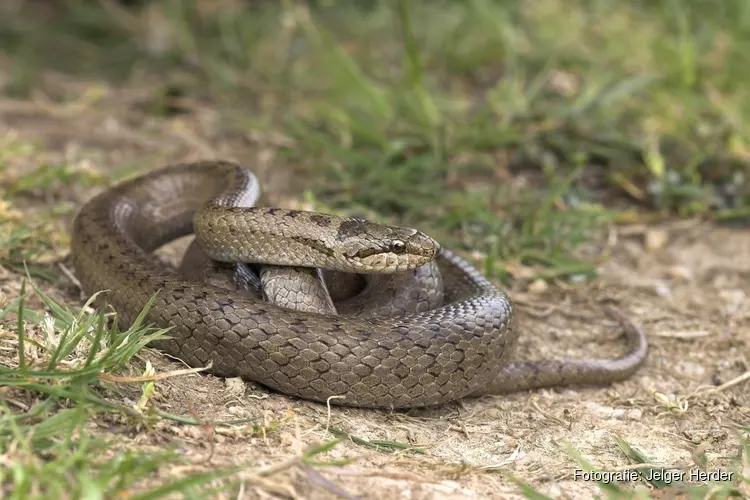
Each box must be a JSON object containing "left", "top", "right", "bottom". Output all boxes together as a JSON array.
[{"left": 16, "top": 277, "right": 26, "bottom": 371}]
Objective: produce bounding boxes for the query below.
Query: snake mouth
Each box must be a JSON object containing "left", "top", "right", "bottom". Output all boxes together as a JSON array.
[
  {"left": 353, "top": 247, "right": 384, "bottom": 260},
  {"left": 346, "top": 237, "right": 440, "bottom": 273}
]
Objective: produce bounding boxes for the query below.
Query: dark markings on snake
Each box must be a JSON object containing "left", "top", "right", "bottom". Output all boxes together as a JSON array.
[
  {"left": 289, "top": 321, "right": 308, "bottom": 334},
  {"left": 285, "top": 210, "right": 302, "bottom": 218},
  {"left": 265, "top": 208, "right": 279, "bottom": 215},
  {"left": 329, "top": 323, "right": 346, "bottom": 334},
  {"left": 290, "top": 236, "right": 335, "bottom": 257},
  {"left": 336, "top": 218, "right": 369, "bottom": 241},
  {"left": 224, "top": 206, "right": 247, "bottom": 215},
  {"left": 248, "top": 308, "right": 268, "bottom": 318},
  {"left": 309, "top": 214, "right": 332, "bottom": 227}
]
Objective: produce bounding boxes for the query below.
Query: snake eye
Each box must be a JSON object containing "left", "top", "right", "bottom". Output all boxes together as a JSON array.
[{"left": 390, "top": 240, "right": 406, "bottom": 254}]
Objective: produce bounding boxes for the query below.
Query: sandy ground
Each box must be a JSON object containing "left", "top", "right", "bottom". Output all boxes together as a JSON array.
[{"left": 2, "top": 73, "right": 749, "bottom": 499}]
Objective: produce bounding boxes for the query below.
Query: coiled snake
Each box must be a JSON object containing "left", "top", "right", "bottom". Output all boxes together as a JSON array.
[{"left": 71, "top": 161, "right": 647, "bottom": 409}]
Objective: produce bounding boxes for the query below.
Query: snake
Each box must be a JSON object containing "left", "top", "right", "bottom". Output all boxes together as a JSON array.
[{"left": 70, "top": 160, "right": 648, "bottom": 409}]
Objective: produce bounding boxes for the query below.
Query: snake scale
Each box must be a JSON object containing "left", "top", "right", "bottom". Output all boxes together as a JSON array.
[{"left": 70, "top": 161, "right": 648, "bottom": 409}]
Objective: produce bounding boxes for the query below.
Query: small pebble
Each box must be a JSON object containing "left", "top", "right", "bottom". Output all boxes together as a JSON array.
[
  {"left": 627, "top": 408, "right": 643, "bottom": 421},
  {"left": 653, "top": 282, "right": 672, "bottom": 297},
  {"left": 225, "top": 377, "right": 246, "bottom": 397},
  {"left": 644, "top": 229, "right": 669, "bottom": 251},
  {"left": 227, "top": 406, "right": 243, "bottom": 416},
  {"left": 528, "top": 279, "right": 548, "bottom": 293},
  {"left": 666, "top": 266, "right": 693, "bottom": 281},
  {"left": 611, "top": 408, "right": 626, "bottom": 420}
]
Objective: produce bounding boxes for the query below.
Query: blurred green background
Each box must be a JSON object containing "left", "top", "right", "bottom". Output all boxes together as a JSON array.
[{"left": 3, "top": 0, "right": 749, "bottom": 282}]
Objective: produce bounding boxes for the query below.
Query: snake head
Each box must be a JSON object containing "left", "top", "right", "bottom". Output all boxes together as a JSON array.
[{"left": 337, "top": 218, "right": 440, "bottom": 273}]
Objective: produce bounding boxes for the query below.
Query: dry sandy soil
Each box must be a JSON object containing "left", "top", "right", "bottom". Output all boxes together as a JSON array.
[{"left": 2, "top": 71, "right": 750, "bottom": 499}]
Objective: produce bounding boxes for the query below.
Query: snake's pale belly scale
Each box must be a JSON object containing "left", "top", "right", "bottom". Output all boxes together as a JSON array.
[{"left": 71, "top": 161, "right": 646, "bottom": 409}]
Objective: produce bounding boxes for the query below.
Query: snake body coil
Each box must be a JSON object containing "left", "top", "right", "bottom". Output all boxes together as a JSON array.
[{"left": 71, "top": 161, "right": 647, "bottom": 409}]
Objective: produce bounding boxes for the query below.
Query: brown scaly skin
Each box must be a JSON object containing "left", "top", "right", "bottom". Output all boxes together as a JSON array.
[{"left": 70, "top": 160, "right": 648, "bottom": 409}]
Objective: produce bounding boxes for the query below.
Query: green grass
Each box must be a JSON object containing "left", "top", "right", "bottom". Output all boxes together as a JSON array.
[
  {"left": 2, "top": 0, "right": 750, "bottom": 498},
  {"left": 0, "top": 278, "right": 230, "bottom": 498},
  {"left": 4, "top": 1, "right": 749, "bottom": 280},
  {"left": 0, "top": 277, "right": 349, "bottom": 498},
  {"left": 0, "top": 133, "right": 102, "bottom": 281}
]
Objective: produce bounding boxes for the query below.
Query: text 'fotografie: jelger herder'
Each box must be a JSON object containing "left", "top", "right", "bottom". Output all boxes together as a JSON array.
[{"left": 574, "top": 468, "right": 733, "bottom": 484}]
